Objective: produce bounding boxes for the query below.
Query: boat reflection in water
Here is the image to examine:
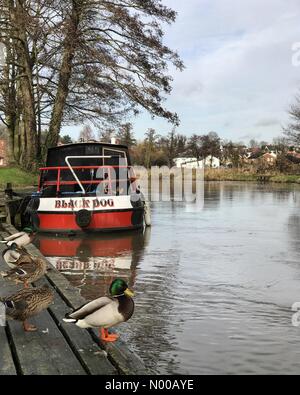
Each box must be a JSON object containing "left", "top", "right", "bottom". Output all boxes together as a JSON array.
[{"left": 34, "top": 228, "right": 151, "bottom": 300}]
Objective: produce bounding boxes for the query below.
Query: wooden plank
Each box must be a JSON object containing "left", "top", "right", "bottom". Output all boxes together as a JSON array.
[
  {"left": 43, "top": 269, "right": 150, "bottom": 374},
  {"left": 0, "top": 245, "right": 87, "bottom": 376},
  {"left": 1, "top": 224, "right": 150, "bottom": 375},
  {"left": 0, "top": 327, "right": 17, "bottom": 375},
  {"left": 0, "top": 227, "right": 118, "bottom": 375},
  {"left": 41, "top": 268, "right": 150, "bottom": 374},
  {"left": 8, "top": 310, "right": 87, "bottom": 375},
  {"left": 0, "top": 250, "right": 18, "bottom": 375},
  {"left": 35, "top": 277, "right": 117, "bottom": 376}
]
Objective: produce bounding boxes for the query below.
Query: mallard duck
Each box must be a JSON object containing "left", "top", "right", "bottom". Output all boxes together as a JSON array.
[
  {"left": 0, "top": 256, "right": 47, "bottom": 288},
  {"left": 0, "top": 227, "right": 36, "bottom": 248},
  {"left": 63, "top": 279, "right": 135, "bottom": 342},
  {"left": 2, "top": 243, "right": 34, "bottom": 269},
  {"left": 0, "top": 285, "right": 54, "bottom": 332}
]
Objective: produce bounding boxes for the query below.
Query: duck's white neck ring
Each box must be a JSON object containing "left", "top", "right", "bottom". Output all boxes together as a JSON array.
[{"left": 112, "top": 293, "right": 125, "bottom": 298}]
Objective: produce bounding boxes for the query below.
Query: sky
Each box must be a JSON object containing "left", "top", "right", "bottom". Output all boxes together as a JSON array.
[{"left": 63, "top": 0, "right": 300, "bottom": 144}]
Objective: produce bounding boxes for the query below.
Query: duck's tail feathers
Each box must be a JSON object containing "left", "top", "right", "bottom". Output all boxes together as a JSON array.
[
  {"left": 63, "top": 313, "right": 78, "bottom": 324},
  {"left": 2, "top": 300, "right": 26, "bottom": 311}
]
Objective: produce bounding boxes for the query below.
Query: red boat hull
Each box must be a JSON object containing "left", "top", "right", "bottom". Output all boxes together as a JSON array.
[{"left": 37, "top": 209, "right": 144, "bottom": 233}]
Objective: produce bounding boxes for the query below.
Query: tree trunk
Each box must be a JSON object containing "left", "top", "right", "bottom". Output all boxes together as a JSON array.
[
  {"left": 47, "top": 1, "right": 81, "bottom": 148},
  {"left": 11, "top": 0, "right": 38, "bottom": 170},
  {"left": 1, "top": 2, "right": 16, "bottom": 165}
]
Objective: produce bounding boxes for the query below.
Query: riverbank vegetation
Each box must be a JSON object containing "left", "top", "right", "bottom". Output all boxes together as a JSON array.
[
  {"left": 0, "top": 167, "right": 37, "bottom": 188},
  {"left": 204, "top": 169, "right": 300, "bottom": 184}
]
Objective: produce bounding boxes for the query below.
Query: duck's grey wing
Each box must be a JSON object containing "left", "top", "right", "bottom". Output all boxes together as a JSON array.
[
  {"left": 2, "top": 262, "right": 34, "bottom": 281},
  {"left": 67, "top": 297, "right": 112, "bottom": 320},
  {"left": 17, "top": 254, "right": 35, "bottom": 265},
  {"left": 7, "top": 261, "right": 37, "bottom": 279},
  {"left": 2, "top": 249, "right": 20, "bottom": 265},
  {"left": 9, "top": 250, "right": 22, "bottom": 261}
]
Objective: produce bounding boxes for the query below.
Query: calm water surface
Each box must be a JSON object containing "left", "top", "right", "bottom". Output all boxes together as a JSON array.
[{"left": 35, "top": 182, "right": 300, "bottom": 374}]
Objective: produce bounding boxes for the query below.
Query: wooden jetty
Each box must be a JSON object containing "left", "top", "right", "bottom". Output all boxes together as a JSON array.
[
  {"left": 0, "top": 199, "right": 8, "bottom": 224},
  {"left": 0, "top": 223, "right": 149, "bottom": 376},
  {"left": 0, "top": 183, "right": 37, "bottom": 229}
]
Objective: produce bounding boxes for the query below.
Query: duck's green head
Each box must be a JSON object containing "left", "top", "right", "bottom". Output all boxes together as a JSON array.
[
  {"left": 109, "top": 279, "right": 134, "bottom": 298},
  {"left": 23, "top": 227, "right": 35, "bottom": 235}
]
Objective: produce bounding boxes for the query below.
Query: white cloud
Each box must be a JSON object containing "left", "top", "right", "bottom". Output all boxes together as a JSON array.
[
  {"left": 132, "top": 0, "right": 300, "bottom": 142},
  {"left": 66, "top": 0, "right": 300, "bottom": 142}
]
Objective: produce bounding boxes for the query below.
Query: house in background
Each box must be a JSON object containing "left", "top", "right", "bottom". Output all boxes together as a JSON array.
[
  {"left": 174, "top": 156, "right": 221, "bottom": 169},
  {"left": 286, "top": 151, "right": 300, "bottom": 164},
  {"left": 204, "top": 155, "right": 221, "bottom": 168},
  {"left": 0, "top": 139, "right": 7, "bottom": 167},
  {"left": 174, "top": 157, "right": 200, "bottom": 169},
  {"left": 246, "top": 148, "right": 278, "bottom": 166},
  {"left": 262, "top": 152, "right": 277, "bottom": 165}
]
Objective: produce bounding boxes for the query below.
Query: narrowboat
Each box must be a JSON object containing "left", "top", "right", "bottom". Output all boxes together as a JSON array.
[{"left": 28, "top": 142, "right": 151, "bottom": 233}]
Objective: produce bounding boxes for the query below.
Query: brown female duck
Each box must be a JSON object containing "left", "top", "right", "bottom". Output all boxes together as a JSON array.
[
  {"left": 0, "top": 256, "right": 47, "bottom": 288},
  {"left": 1, "top": 285, "right": 54, "bottom": 331},
  {"left": 2, "top": 243, "right": 35, "bottom": 269}
]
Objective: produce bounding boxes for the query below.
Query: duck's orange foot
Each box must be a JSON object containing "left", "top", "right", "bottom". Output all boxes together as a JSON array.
[
  {"left": 23, "top": 321, "right": 37, "bottom": 332},
  {"left": 100, "top": 328, "right": 119, "bottom": 343}
]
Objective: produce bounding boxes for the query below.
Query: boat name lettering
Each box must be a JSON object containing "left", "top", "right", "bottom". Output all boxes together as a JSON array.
[
  {"left": 93, "top": 199, "right": 114, "bottom": 208},
  {"left": 55, "top": 199, "right": 114, "bottom": 209}
]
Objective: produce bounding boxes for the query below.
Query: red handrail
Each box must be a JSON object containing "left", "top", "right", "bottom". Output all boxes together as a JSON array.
[
  {"left": 43, "top": 179, "right": 130, "bottom": 186},
  {"left": 39, "top": 165, "right": 130, "bottom": 170},
  {"left": 38, "top": 165, "right": 137, "bottom": 194}
]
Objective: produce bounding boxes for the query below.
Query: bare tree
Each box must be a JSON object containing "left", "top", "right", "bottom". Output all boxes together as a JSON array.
[
  {"left": 187, "top": 132, "right": 221, "bottom": 166},
  {"left": 116, "top": 123, "right": 136, "bottom": 148},
  {"left": 0, "top": 0, "right": 183, "bottom": 170},
  {"left": 160, "top": 128, "right": 187, "bottom": 166},
  {"left": 144, "top": 128, "right": 160, "bottom": 168},
  {"left": 79, "top": 125, "right": 95, "bottom": 142},
  {"left": 98, "top": 128, "right": 115, "bottom": 143},
  {"left": 284, "top": 95, "right": 300, "bottom": 146},
  {"left": 60, "top": 134, "right": 73, "bottom": 144},
  {"left": 46, "top": 0, "right": 184, "bottom": 146}
]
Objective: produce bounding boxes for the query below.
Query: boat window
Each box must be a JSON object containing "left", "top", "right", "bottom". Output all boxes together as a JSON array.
[
  {"left": 39, "top": 146, "right": 131, "bottom": 198},
  {"left": 103, "top": 148, "right": 127, "bottom": 167}
]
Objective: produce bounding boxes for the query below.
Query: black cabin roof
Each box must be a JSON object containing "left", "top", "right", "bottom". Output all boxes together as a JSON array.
[
  {"left": 48, "top": 142, "right": 129, "bottom": 152},
  {"left": 46, "top": 143, "right": 130, "bottom": 167}
]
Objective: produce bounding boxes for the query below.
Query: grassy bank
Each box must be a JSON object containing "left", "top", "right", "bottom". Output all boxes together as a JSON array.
[
  {"left": 0, "top": 167, "right": 37, "bottom": 188},
  {"left": 204, "top": 169, "right": 300, "bottom": 184}
]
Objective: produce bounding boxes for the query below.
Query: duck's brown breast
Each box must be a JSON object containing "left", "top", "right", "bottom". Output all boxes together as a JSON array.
[{"left": 117, "top": 296, "right": 135, "bottom": 322}]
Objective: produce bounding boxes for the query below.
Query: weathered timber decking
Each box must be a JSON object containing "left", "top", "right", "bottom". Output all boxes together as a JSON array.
[{"left": 0, "top": 223, "right": 149, "bottom": 376}]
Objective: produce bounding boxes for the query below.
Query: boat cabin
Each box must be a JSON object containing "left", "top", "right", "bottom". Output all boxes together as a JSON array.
[{"left": 30, "top": 143, "right": 145, "bottom": 233}]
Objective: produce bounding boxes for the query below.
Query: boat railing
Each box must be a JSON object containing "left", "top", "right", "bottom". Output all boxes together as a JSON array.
[{"left": 38, "top": 165, "right": 137, "bottom": 196}]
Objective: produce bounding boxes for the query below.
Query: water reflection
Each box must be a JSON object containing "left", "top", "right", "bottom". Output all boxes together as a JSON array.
[
  {"left": 34, "top": 227, "right": 182, "bottom": 373},
  {"left": 33, "top": 182, "right": 300, "bottom": 375},
  {"left": 34, "top": 229, "right": 151, "bottom": 300},
  {"left": 288, "top": 214, "right": 300, "bottom": 258},
  {"left": 203, "top": 182, "right": 221, "bottom": 210}
]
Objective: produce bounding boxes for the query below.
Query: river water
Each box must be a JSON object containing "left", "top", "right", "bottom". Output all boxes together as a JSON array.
[{"left": 34, "top": 182, "right": 300, "bottom": 374}]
